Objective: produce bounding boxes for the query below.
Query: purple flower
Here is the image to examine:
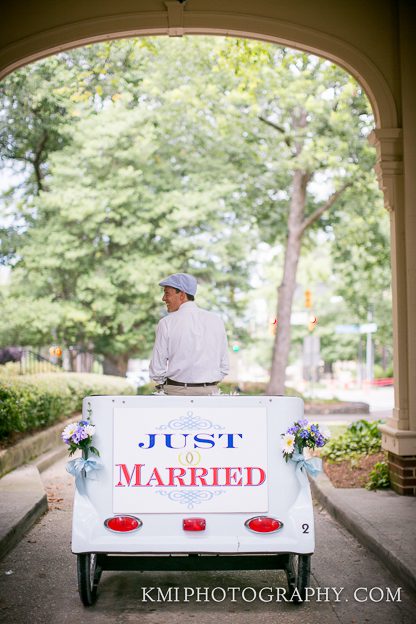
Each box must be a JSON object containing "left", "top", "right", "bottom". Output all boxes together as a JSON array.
[
  {"left": 299, "top": 429, "right": 310, "bottom": 439},
  {"left": 287, "top": 426, "right": 299, "bottom": 435},
  {"left": 298, "top": 418, "right": 309, "bottom": 427},
  {"left": 311, "top": 424, "right": 319, "bottom": 433},
  {"left": 72, "top": 426, "right": 89, "bottom": 444}
]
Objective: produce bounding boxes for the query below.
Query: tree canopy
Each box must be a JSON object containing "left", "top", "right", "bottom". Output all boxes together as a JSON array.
[{"left": 0, "top": 36, "right": 391, "bottom": 380}]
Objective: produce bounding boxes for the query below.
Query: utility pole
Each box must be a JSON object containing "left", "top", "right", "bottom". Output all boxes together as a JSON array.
[{"left": 365, "top": 310, "right": 374, "bottom": 382}]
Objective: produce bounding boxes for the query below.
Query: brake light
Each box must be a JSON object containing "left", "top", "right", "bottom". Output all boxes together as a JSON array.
[
  {"left": 104, "top": 516, "right": 142, "bottom": 532},
  {"left": 183, "top": 518, "right": 206, "bottom": 531},
  {"left": 245, "top": 516, "right": 283, "bottom": 533}
]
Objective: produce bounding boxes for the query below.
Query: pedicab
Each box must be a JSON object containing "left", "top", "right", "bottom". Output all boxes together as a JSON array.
[{"left": 67, "top": 394, "right": 325, "bottom": 606}]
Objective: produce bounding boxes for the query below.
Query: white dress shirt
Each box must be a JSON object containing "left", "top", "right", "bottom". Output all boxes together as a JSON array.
[{"left": 149, "top": 301, "right": 230, "bottom": 384}]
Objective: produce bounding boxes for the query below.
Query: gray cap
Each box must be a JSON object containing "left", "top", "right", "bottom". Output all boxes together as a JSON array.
[{"left": 159, "top": 273, "right": 197, "bottom": 296}]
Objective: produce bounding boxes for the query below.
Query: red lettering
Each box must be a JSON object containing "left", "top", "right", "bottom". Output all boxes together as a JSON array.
[
  {"left": 245, "top": 466, "right": 266, "bottom": 486},
  {"left": 144, "top": 467, "right": 165, "bottom": 487},
  {"left": 167, "top": 467, "right": 187, "bottom": 486},
  {"left": 224, "top": 467, "right": 243, "bottom": 486},
  {"left": 210, "top": 466, "right": 221, "bottom": 486},
  {"left": 188, "top": 467, "right": 209, "bottom": 486},
  {"left": 115, "top": 463, "right": 144, "bottom": 487}
]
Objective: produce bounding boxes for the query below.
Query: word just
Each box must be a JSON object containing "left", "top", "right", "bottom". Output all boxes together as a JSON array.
[{"left": 138, "top": 433, "right": 243, "bottom": 450}]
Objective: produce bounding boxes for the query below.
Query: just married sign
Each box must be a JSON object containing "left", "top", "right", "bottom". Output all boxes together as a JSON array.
[{"left": 113, "top": 406, "right": 268, "bottom": 513}]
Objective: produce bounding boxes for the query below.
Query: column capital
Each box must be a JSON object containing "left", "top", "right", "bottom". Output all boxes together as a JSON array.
[
  {"left": 380, "top": 424, "right": 416, "bottom": 455},
  {"left": 368, "top": 128, "right": 403, "bottom": 212}
]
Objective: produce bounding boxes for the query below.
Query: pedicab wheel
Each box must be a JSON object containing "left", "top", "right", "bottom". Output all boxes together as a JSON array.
[
  {"left": 286, "top": 554, "right": 311, "bottom": 603},
  {"left": 77, "top": 553, "right": 101, "bottom": 606}
]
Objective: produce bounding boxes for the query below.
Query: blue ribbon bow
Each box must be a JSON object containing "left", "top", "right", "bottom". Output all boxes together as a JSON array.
[
  {"left": 66, "top": 456, "right": 103, "bottom": 494},
  {"left": 291, "top": 451, "right": 322, "bottom": 485}
]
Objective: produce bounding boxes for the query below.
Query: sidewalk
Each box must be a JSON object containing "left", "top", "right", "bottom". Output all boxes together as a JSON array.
[
  {"left": 310, "top": 471, "right": 416, "bottom": 595},
  {"left": 0, "top": 442, "right": 67, "bottom": 560},
  {"left": 1, "top": 420, "right": 415, "bottom": 596}
]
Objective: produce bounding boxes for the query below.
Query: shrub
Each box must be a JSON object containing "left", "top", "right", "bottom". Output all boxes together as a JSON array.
[
  {"left": 321, "top": 419, "right": 382, "bottom": 462},
  {"left": 374, "top": 364, "right": 394, "bottom": 379},
  {"left": 365, "top": 460, "right": 391, "bottom": 490},
  {"left": 0, "top": 361, "right": 60, "bottom": 376},
  {"left": 0, "top": 372, "right": 135, "bottom": 440}
]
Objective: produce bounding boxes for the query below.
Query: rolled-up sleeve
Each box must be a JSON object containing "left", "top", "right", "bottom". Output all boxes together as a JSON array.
[{"left": 149, "top": 320, "right": 169, "bottom": 384}]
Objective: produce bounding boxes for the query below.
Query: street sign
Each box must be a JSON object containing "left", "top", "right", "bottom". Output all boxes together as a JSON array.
[
  {"left": 360, "top": 323, "right": 377, "bottom": 334},
  {"left": 335, "top": 324, "right": 378, "bottom": 335},
  {"left": 335, "top": 324, "right": 360, "bottom": 334},
  {"left": 291, "top": 312, "right": 308, "bottom": 325}
]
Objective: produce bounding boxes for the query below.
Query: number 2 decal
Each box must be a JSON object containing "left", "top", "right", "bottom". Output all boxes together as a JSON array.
[{"left": 302, "top": 523, "right": 309, "bottom": 534}]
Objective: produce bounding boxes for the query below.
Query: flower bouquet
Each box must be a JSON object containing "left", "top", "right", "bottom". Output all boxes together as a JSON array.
[
  {"left": 62, "top": 404, "right": 102, "bottom": 490},
  {"left": 62, "top": 419, "right": 99, "bottom": 458},
  {"left": 281, "top": 418, "right": 330, "bottom": 480}
]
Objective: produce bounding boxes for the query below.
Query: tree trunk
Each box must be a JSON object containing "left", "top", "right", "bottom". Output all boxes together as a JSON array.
[
  {"left": 103, "top": 353, "right": 130, "bottom": 377},
  {"left": 267, "top": 169, "right": 308, "bottom": 395},
  {"left": 68, "top": 349, "right": 78, "bottom": 372}
]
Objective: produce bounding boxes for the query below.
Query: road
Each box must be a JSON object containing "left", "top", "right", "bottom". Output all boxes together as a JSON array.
[{"left": 0, "top": 455, "right": 415, "bottom": 624}]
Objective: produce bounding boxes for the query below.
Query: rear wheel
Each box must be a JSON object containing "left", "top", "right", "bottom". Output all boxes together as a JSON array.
[
  {"left": 286, "top": 554, "right": 311, "bottom": 603},
  {"left": 77, "top": 553, "right": 102, "bottom": 606}
]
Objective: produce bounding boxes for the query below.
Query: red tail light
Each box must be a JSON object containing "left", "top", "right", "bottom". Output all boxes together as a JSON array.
[
  {"left": 104, "top": 516, "right": 142, "bottom": 533},
  {"left": 183, "top": 518, "right": 206, "bottom": 531},
  {"left": 245, "top": 516, "right": 283, "bottom": 533}
]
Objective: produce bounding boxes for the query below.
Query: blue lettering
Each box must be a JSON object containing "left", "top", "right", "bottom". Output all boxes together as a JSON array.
[
  {"left": 138, "top": 434, "right": 156, "bottom": 449},
  {"left": 165, "top": 433, "right": 189, "bottom": 449},
  {"left": 217, "top": 433, "right": 243, "bottom": 448},
  {"left": 193, "top": 433, "right": 215, "bottom": 449}
]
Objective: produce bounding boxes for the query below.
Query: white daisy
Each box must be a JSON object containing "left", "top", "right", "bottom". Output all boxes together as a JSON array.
[
  {"left": 61, "top": 422, "right": 78, "bottom": 442},
  {"left": 281, "top": 433, "right": 295, "bottom": 454},
  {"left": 84, "top": 424, "right": 95, "bottom": 437}
]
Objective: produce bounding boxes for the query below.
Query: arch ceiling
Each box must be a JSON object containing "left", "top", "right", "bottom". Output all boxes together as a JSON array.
[{"left": 0, "top": 1, "right": 399, "bottom": 129}]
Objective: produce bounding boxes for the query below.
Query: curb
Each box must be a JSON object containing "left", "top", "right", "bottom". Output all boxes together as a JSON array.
[
  {"left": 0, "top": 444, "right": 68, "bottom": 562},
  {"left": 0, "top": 464, "right": 48, "bottom": 561},
  {"left": 310, "top": 472, "right": 416, "bottom": 595},
  {"left": 0, "top": 416, "right": 75, "bottom": 478},
  {"left": 32, "top": 444, "right": 68, "bottom": 473}
]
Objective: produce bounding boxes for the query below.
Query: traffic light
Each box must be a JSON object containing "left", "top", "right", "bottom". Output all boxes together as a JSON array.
[
  {"left": 232, "top": 342, "right": 240, "bottom": 352},
  {"left": 304, "top": 289, "right": 312, "bottom": 309},
  {"left": 308, "top": 315, "right": 318, "bottom": 331}
]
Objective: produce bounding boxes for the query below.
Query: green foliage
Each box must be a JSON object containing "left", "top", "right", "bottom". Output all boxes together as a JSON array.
[
  {"left": 322, "top": 419, "right": 382, "bottom": 462},
  {"left": 0, "top": 361, "right": 59, "bottom": 376},
  {"left": 0, "top": 37, "right": 256, "bottom": 368},
  {"left": 365, "top": 460, "right": 390, "bottom": 490},
  {"left": 0, "top": 36, "right": 392, "bottom": 379},
  {"left": 136, "top": 382, "right": 155, "bottom": 395},
  {"left": 0, "top": 372, "right": 134, "bottom": 439},
  {"left": 374, "top": 364, "right": 394, "bottom": 379}
]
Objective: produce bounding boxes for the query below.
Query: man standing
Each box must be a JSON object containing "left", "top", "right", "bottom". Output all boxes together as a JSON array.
[{"left": 149, "top": 273, "right": 230, "bottom": 395}]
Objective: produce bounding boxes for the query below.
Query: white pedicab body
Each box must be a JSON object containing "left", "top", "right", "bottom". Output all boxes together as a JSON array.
[{"left": 72, "top": 395, "right": 315, "bottom": 605}]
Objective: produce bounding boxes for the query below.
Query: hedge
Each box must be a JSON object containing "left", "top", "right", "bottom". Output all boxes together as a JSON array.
[{"left": 0, "top": 372, "right": 135, "bottom": 440}]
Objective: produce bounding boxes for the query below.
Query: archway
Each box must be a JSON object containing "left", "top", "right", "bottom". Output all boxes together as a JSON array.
[{"left": 0, "top": 0, "right": 414, "bottom": 494}]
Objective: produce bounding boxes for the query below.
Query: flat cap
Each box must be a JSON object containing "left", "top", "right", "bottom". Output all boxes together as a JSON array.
[{"left": 159, "top": 273, "right": 197, "bottom": 296}]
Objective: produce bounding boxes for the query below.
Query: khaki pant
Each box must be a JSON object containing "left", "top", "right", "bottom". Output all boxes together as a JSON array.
[{"left": 163, "top": 384, "right": 220, "bottom": 396}]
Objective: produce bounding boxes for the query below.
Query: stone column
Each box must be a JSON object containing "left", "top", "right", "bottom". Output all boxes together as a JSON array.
[{"left": 369, "top": 128, "right": 416, "bottom": 495}]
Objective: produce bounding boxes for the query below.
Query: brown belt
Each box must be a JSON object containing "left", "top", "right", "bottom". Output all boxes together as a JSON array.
[{"left": 165, "top": 378, "right": 219, "bottom": 387}]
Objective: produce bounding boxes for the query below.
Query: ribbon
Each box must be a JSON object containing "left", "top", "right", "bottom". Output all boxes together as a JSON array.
[
  {"left": 291, "top": 451, "right": 322, "bottom": 485},
  {"left": 66, "top": 456, "right": 103, "bottom": 494}
]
